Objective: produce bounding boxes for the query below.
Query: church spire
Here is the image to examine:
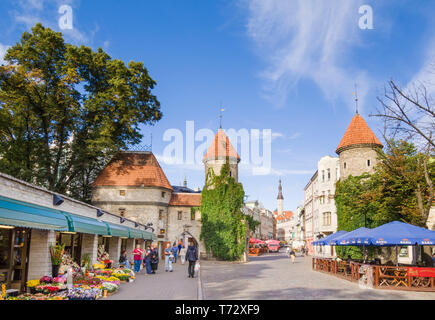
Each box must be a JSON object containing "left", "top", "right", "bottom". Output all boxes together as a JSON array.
[{"left": 277, "top": 179, "right": 283, "bottom": 200}]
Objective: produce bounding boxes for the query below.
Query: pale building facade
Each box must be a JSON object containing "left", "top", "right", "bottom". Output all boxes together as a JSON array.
[
  {"left": 304, "top": 171, "right": 318, "bottom": 255},
  {"left": 315, "top": 156, "right": 340, "bottom": 238}
]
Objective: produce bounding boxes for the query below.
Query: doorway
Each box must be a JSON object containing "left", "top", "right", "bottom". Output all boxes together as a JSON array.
[{"left": 0, "top": 227, "right": 31, "bottom": 292}]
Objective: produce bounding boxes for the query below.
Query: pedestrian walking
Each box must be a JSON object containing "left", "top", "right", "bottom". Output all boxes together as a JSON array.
[
  {"left": 119, "top": 250, "right": 130, "bottom": 269},
  {"left": 150, "top": 243, "right": 159, "bottom": 274},
  {"left": 144, "top": 246, "right": 153, "bottom": 274},
  {"left": 186, "top": 241, "right": 198, "bottom": 278},
  {"left": 286, "top": 246, "right": 290, "bottom": 257},
  {"left": 171, "top": 242, "right": 178, "bottom": 264},
  {"left": 178, "top": 241, "right": 182, "bottom": 254},
  {"left": 164, "top": 243, "right": 174, "bottom": 272},
  {"left": 179, "top": 245, "right": 187, "bottom": 265},
  {"left": 132, "top": 244, "right": 143, "bottom": 273},
  {"left": 290, "top": 249, "right": 296, "bottom": 264}
]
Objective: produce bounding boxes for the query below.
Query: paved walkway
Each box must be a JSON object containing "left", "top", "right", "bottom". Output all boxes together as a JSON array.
[
  {"left": 201, "top": 251, "right": 435, "bottom": 300},
  {"left": 107, "top": 260, "right": 198, "bottom": 300}
]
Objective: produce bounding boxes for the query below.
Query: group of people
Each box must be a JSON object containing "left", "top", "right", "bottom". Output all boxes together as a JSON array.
[{"left": 119, "top": 240, "right": 199, "bottom": 278}]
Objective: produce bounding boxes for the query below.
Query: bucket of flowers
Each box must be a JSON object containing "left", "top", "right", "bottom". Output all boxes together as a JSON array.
[
  {"left": 102, "top": 282, "right": 118, "bottom": 297},
  {"left": 26, "top": 279, "right": 40, "bottom": 294}
]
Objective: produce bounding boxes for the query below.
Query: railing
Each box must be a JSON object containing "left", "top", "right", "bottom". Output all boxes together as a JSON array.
[{"left": 312, "top": 257, "right": 435, "bottom": 292}]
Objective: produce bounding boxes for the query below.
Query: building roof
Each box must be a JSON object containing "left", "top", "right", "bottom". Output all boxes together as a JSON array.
[
  {"left": 336, "top": 114, "right": 383, "bottom": 154},
  {"left": 169, "top": 193, "right": 201, "bottom": 207},
  {"left": 203, "top": 129, "right": 240, "bottom": 162},
  {"left": 92, "top": 151, "right": 173, "bottom": 190},
  {"left": 276, "top": 210, "right": 294, "bottom": 222}
]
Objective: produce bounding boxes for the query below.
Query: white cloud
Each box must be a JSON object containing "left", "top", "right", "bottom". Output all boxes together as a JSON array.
[
  {"left": 245, "top": 0, "right": 370, "bottom": 110},
  {"left": 11, "top": 0, "right": 92, "bottom": 45},
  {"left": 0, "top": 44, "right": 11, "bottom": 65}
]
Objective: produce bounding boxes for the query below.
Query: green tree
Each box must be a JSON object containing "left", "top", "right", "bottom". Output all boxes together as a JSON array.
[
  {"left": 200, "top": 162, "right": 247, "bottom": 261},
  {"left": 0, "top": 24, "right": 162, "bottom": 201}
]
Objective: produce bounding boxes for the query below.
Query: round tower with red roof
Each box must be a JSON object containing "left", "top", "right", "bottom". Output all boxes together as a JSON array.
[
  {"left": 202, "top": 129, "right": 240, "bottom": 183},
  {"left": 336, "top": 113, "right": 383, "bottom": 179}
]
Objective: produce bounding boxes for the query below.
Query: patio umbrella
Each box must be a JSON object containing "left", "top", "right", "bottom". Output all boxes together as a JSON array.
[
  {"left": 314, "top": 230, "right": 348, "bottom": 246},
  {"left": 359, "top": 221, "right": 435, "bottom": 246},
  {"left": 328, "top": 227, "right": 370, "bottom": 246}
]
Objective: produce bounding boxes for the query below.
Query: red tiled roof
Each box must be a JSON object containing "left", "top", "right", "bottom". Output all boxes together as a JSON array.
[
  {"left": 276, "top": 211, "right": 294, "bottom": 221},
  {"left": 92, "top": 152, "right": 173, "bottom": 190},
  {"left": 336, "top": 114, "right": 383, "bottom": 154},
  {"left": 203, "top": 129, "right": 240, "bottom": 161},
  {"left": 169, "top": 193, "right": 201, "bottom": 207}
]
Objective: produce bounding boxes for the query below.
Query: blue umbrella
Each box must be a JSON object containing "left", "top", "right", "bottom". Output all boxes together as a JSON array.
[
  {"left": 328, "top": 227, "right": 370, "bottom": 246},
  {"left": 359, "top": 221, "right": 435, "bottom": 246},
  {"left": 314, "top": 230, "right": 348, "bottom": 246}
]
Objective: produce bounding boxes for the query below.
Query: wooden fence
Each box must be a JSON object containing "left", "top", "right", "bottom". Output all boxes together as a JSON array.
[{"left": 312, "top": 257, "right": 435, "bottom": 292}]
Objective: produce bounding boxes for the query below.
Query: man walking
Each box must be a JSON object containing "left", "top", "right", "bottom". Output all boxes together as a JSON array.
[
  {"left": 164, "top": 243, "right": 173, "bottom": 272},
  {"left": 186, "top": 241, "right": 198, "bottom": 278},
  {"left": 150, "top": 243, "right": 159, "bottom": 274},
  {"left": 171, "top": 243, "right": 178, "bottom": 264},
  {"left": 289, "top": 249, "right": 296, "bottom": 264}
]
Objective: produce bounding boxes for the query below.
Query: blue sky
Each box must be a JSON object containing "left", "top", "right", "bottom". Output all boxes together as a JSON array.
[{"left": 1, "top": 0, "right": 434, "bottom": 212}]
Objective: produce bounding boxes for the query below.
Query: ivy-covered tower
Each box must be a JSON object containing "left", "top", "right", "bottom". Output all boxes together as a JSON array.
[{"left": 203, "top": 129, "right": 240, "bottom": 182}]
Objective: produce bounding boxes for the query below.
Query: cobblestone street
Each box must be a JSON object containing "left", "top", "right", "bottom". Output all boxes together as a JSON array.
[
  {"left": 107, "top": 260, "right": 198, "bottom": 300},
  {"left": 201, "top": 251, "right": 435, "bottom": 300}
]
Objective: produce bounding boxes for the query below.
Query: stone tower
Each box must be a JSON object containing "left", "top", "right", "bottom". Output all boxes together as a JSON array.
[
  {"left": 277, "top": 179, "right": 284, "bottom": 216},
  {"left": 336, "top": 113, "right": 383, "bottom": 180},
  {"left": 203, "top": 128, "right": 240, "bottom": 182}
]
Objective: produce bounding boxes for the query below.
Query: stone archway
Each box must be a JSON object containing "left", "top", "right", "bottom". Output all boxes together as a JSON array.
[{"left": 179, "top": 231, "right": 198, "bottom": 248}]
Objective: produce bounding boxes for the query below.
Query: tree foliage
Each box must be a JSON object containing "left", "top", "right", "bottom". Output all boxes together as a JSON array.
[
  {"left": 0, "top": 24, "right": 162, "bottom": 201},
  {"left": 200, "top": 162, "right": 246, "bottom": 261}
]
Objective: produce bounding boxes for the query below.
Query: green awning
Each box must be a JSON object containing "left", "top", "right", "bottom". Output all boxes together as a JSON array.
[
  {"left": 128, "top": 228, "right": 144, "bottom": 239},
  {"left": 143, "top": 230, "right": 155, "bottom": 240},
  {"left": 106, "top": 222, "right": 130, "bottom": 238},
  {"left": 66, "top": 213, "right": 110, "bottom": 235},
  {"left": 0, "top": 196, "right": 69, "bottom": 231}
]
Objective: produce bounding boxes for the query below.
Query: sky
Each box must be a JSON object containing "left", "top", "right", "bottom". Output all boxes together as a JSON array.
[{"left": 1, "top": 0, "right": 434, "bottom": 212}]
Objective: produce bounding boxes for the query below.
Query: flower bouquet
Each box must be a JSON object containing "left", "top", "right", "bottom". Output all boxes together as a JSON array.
[
  {"left": 102, "top": 282, "right": 118, "bottom": 294},
  {"left": 105, "top": 277, "right": 120, "bottom": 285},
  {"left": 26, "top": 279, "right": 40, "bottom": 294},
  {"left": 40, "top": 276, "right": 53, "bottom": 284},
  {"left": 73, "top": 274, "right": 102, "bottom": 286},
  {"left": 66, "top": 287, "right": 102, "bottom": 300}
]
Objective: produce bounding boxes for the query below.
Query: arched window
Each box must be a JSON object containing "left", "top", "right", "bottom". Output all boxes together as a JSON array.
[{"left": 367, "top": 159, "right": 371, "bottom": 167}]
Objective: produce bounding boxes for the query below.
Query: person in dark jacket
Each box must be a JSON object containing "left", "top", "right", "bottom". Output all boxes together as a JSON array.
[
  {"left": 150, "top": 243, "right": 159, "bottom": 274},
  {"left": 186, "top": 242, "right": 198, "bottom": 278},
  {"left": 143, "top": 246, "right": 153, "bottom": 274}
]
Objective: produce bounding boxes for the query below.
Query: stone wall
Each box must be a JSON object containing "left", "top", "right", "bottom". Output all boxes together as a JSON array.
[
  {"left": 28, "top": 230, "right": 56, "bottom": 280},
  {"left": 339, "top": 146, "right": 379, "bottom": 180},
  {"left": 167, "top": 206, "right": 205, "bottom": 255},
  {"left": 81, "top": 233, "right": 98, "bottom": 265},
  {"left": 204, "top": 158, "right": 238, "bottom": 183}
]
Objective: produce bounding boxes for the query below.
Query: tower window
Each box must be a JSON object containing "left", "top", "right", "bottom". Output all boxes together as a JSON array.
[
  {"left": 322, "top": 170, "right": 325, "bottom": 182},
  {"left": 159, "top": 210, "right": 164, "bottom": 220},
  {"left": 119, "top": 208, "right": 126, "bottom": 217},
  {"left": 178, "top": 211, "right": 182, "bottom": 220},
  {"left": 162, "top": 191, "right": 166, "bottom": 198},
  {"left": 367, "top": 160, "right": 371, "bottom": 167},
  {"left": 327, "top": 169, "right": 331, "bottom": 181},
  {"left": 119, "top": 190, "right": 126, "bottom": 196},
  {"left": 191, "top": 210, "right": 196, "bottom": 221},
  {"left": 344, "top": 162, "right": 347, "bottom": 169}
]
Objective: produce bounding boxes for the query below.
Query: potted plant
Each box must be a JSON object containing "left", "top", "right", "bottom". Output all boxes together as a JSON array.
[
  {"left": 81, "top": 253, "right": 91, "bottom": 273},
  {"left": 49, "top": 243, "right": 65, "bottom": 277}
]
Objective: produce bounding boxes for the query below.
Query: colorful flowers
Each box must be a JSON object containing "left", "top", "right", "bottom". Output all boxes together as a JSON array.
[
  {"left": 39, "top": 276, "right": 52, "bottom": 284},
  {"left": 26, "top": 279, "right": 40, "bottom": 288},
  {"left": 102, "top": 282, "right": 118, "bottom": 293},
  {"left": 66, "top": 287, "right": 102, "bottom": 300}
]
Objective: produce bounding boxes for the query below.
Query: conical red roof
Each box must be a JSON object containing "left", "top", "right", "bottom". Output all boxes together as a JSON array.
[
  {"left": 203, "top": 129, "right": 240, "bottom": 162},
  {"left": 336, "top": 114, "right": 383, "bottom": 154},
  {"left": 92, "top": 152, "right": 173, "bottom": 190}
]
